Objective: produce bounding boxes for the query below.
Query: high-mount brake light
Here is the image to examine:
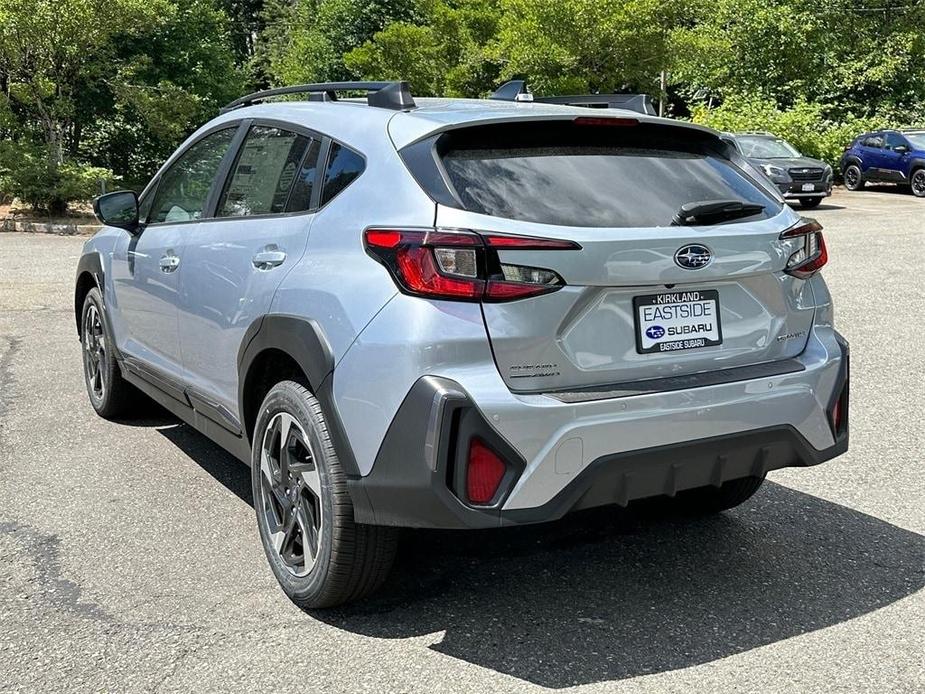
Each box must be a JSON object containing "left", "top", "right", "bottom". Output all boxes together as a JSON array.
[
  {"left": 573, "top": 116, "right": 639, "bottom": 127},
  {"left": 781, "top": 218, "right": 827, "bottom": 280},
  {"left": 364, "top": 228, "right": 578, "bottom": 302}
]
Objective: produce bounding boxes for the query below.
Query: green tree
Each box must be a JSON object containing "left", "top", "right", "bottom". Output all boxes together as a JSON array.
[
  {"left": 488, "top": 0, "right": 693, "bottom": 96},
  {"left": 263, "top": 0, "right": 424, "bottom": 85},
  {"left": 344, "top": 0, "right": 502, "bottom": 96},
  {"left": 0, "top": 0, "right": 165, "bottom": 168}
]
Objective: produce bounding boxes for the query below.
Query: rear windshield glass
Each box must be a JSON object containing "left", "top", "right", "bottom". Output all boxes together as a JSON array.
[{"left": 436, "top": 122, "right": 778, "bottom": 228}]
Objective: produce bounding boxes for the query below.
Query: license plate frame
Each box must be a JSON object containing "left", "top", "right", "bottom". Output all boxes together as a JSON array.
[
  {"left": 633, "top": 289, "right": 723, "bottom": 354},
  {"left": 801, "top": 183, "right": 816, "bottom": 192}
]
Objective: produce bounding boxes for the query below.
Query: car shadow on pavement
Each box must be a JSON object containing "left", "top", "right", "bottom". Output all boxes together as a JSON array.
[{"left": 150, "top": 419, "right": 924, "bottom": 688}]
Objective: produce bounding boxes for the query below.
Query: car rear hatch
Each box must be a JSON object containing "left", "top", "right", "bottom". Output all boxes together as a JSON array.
[{"left": 396, "top": 116, "right": 820, "bottom": 393}]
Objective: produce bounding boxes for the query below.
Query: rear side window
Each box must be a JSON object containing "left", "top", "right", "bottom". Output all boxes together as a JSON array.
[
  {"left": 863, "top": 135, "right": 884, "bottom": 148},
  {"left": 320, "top": 143, "right": 364, "bottom": 206},
  {"left": 218, "top": 126, "right": 316, "bottom": 217},
  {"left": 149, "top": 127, "right": 236, "bottom": 224},
  {"left": 434, "top": 122, "right": 778, "bottom": 228}
]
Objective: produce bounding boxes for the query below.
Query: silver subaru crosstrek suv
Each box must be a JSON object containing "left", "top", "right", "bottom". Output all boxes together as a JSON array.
[{"left": 76, "top": 81, "right": 849, "bottom": 608}]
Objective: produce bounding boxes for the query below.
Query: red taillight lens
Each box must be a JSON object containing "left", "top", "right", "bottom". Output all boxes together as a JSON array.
[
  {"left": 466, "top": 438, "right": 506, "bottom": 505},
  {"left": 364, "top": 228, "right": 577, "bottom": 302},
  {"left": 781, "top": 218, "right": 827, "bottom": 279}
]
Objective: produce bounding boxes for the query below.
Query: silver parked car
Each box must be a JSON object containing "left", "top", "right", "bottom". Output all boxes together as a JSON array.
[{"left": 77, "top": 81, "right": 849, "bottom": 608}]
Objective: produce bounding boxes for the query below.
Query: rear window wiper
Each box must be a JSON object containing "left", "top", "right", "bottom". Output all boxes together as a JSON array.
[{"left": 671, "top": 199, "right": 766, "bottom": 226}]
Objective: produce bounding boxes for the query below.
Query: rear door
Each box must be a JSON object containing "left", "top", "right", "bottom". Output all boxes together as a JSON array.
[
  {"left": 861, "top": 133, "right": 886, "bottom": 180},
  {"left": 429, "top": 119, "right": 816, "bottom": 392},
  {"left": 177, "top": 122, "right": 326, "bottom": 417}
]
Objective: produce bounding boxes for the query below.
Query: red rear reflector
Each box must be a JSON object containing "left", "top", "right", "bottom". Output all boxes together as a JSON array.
[
  {"left": 832, "top": 399, "right": 842, "bottom": 432},
  {"left": 573, "top": 116, "right": 638, "bottom": 127},
  {"left": 466, "top": 438, "right": 506, "bottom": 505}
]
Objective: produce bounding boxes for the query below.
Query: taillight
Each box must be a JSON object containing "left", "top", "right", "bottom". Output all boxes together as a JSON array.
[
  {"left": 781, "top": 218, "right": 827, "bottom": 279},
  {"left": 466, "top": 438, "right": 506, "bottom": 505},
  {"left": 364, "top": 227, "right": 579, "bottom": 302}
]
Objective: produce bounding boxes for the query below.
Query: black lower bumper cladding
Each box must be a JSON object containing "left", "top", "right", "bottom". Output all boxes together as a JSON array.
[{"left": 348, "top": 340, "right": 849, "bottom": 530}]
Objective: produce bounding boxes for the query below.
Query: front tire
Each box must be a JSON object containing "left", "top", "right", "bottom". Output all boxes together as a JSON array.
[
  {"left": 843, "top": 163, "right": 864, "bottom": 191},
  {"left": 80, "top": 287, "right": 138, "bottom": 419},
  {"left": 799, "top": 196, "right": 823, "bottom": 209},
  {"left": 911, "top": 169, "right": 925, "bottom": 198},
  {"left": 675, "top": 475, "right": 766, "bottom": 514},
  {"left": 252, "top": 381, "right": 398, "bottom": 609}
]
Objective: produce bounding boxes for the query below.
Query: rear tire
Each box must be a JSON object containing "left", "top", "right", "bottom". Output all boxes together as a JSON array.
[
  {"left": 676, "top": 475, "right": 766, "bottom": 514},
  {"left": 911, "top": 168, "right": 925, "bottom": 198},
  {"left": 80, "top": 287, "right": 139, "bottom": 419},
  {"left": 799, "top": 197, "right": 823, "bottom": 209},
  {"left": 252, "top": 380, "right": 398, "bottom": 609},
  {"left": 843, "top": 163, "right": 864, "bottom": 191}
]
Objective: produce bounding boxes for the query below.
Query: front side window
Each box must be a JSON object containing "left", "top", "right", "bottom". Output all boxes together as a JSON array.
[
  {"left": 884, "top": 133, "right": 907, "bottom": 150},
  {"left": 218, "top": 126, "right": 317, "bottom": 217},
  {"left": 149, "top": 128, "right": 236, "bottom": 224},
  {"left": 320, "top": 143, "right": 365, "bottom": 206}
]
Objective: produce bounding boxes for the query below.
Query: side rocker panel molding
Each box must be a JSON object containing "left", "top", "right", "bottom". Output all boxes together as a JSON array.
[{"left": 237, "top": 314, "right": 361, "bottom": 476}]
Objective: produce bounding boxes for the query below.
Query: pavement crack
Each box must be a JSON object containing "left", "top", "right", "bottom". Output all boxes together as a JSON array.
[{"left": 0, "top": 520, "right": 113, "bottom": 623}]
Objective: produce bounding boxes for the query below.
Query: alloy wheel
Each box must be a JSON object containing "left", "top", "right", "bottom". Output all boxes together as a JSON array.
[
  {"left": 845, "top": 166, "right": 860, "bottom": 189},
  {"left": 912, "top": 170, "right": 925, "bottom": 197},
  {"left": 82, "top": 304, "right": 106, "bottom": 401},
  {"left": 259, "top": 412, "right": 324, "bottom": 577}
]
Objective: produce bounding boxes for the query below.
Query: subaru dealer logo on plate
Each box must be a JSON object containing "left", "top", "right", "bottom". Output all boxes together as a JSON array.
[
  {"left": 645, "top": 325, "right": 665, "bottom": 339},
  {"left": 674, "top": 244, "right": 712, "bottom": 269}
]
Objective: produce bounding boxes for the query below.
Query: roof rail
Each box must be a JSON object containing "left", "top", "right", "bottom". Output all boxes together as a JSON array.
[{"left": 220, "top": 81, "right": 416, "bottom": 114}]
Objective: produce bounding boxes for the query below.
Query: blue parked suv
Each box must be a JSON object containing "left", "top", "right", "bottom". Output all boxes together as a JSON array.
[{"left": 840, "top": 129, "right": 925, "bottom": 197}]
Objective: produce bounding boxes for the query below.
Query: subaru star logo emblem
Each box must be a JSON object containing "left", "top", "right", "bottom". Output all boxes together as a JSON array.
[
  {"left": 645, "top": 325, "right": 665, "bottom": 339},
  {"left": 674, "top": 244, "right": 713, "bottom": 269}
]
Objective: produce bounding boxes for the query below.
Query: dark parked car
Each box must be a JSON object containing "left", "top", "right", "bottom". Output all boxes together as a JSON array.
[
  {"left": 722, "top": 132, "right": 833, "bottom": 208},
  {"left": 840, "top": 130, "right": 925, "bottom": 197}
]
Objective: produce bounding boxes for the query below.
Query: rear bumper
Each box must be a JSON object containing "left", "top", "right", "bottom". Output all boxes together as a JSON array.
[{"left": 348, "top": 332, "right": 849, "bottom": 529}]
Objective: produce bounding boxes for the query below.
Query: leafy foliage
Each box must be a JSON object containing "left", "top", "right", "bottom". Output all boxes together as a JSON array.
[{"left": 1, "top": 0, "right": 923, "bottom": 212}]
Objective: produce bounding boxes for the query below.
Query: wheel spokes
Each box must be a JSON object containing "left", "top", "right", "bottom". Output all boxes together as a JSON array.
[{"left": 258, "top": 410, "right": 324, "bottom": 577}]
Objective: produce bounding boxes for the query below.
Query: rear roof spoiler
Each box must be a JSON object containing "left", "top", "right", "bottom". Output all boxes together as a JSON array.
[{"left": 490, "top": 80, "right": 657, "bottom": 116}]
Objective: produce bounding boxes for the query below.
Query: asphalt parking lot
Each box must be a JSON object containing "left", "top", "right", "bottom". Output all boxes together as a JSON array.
[{"left": 0, "top": 187, "right": 922, "bottom": 693}]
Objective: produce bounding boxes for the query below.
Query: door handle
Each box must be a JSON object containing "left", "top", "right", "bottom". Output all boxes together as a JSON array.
[
  {"left": 159, "top": 252, "right": 180, "bottom": 273},
  {"left": 253, "top": 246, "right": 286, "bottom": 270}
]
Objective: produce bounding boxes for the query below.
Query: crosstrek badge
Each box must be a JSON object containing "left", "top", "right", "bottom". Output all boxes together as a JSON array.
[{"left": 634, "top": 290, "right": 723, "bottom": 353}]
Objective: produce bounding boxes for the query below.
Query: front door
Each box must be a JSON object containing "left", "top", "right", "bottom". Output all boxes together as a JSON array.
[
  {"left": 177, "top": 124, "right": 324, "bottom": 418},
  {"left": 110, "top": 126, "right": 239, "bottom": 378}
]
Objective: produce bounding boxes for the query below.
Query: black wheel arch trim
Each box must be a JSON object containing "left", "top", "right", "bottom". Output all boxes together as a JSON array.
[
  {"left": 75, "top": 252, "right": 105, "bottom": 337},
  {"left": 236, "top": 314, "right": 360, "bottom": 476}
]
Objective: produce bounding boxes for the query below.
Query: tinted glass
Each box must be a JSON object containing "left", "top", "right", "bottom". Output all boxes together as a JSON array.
[
  {"left": 149, "top": 128, "right": 236, "bottom": 224},
  {"left": 321, "top": 143, "right": 364, "bottom": 205},
  {"left": 218, "top": 126, "right": 312, "bottom": 217},
  {"left": 440, "top": 122, "right": 778, "bottom": 228},
  {"left": 885, "top": 133, "right": 907, "bottom": 150},
  {"left": 863, "top": 135, "right": 884, "bottom": 148},
  {"left": 285, "top": 138, "right": 322, "bottom": 212}
]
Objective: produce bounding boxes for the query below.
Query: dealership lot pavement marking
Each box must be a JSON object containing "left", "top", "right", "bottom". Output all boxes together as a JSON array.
[{"left": 0, "top": 188, "right": 922, "bottom": 693}]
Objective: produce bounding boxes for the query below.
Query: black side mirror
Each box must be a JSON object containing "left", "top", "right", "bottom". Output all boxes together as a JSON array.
[
  {"left": 94, "top": 190, "right": 140, "bottom": 233},
  {"left": 894, "top": 145, "right": 909, "bottom": 154}
]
